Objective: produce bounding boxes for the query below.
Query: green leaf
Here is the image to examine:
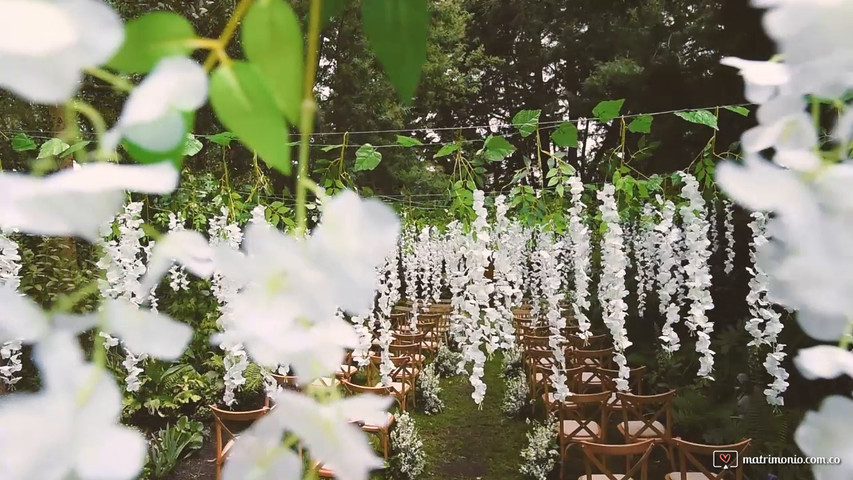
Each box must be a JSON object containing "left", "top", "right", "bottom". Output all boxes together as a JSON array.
[
  {"left": 362, "top": 0, "right": 429, "bottom": 104},
  {"left": 434, "top": 143, "right": 459, "bottom": 158},
  {"left": 482, "top": 136, "right": 515, "bottom": 162},
  {"left": 675, "top": 110, "right": 719, "bottom": 130},
  {"left": 396, "top": 135, "right": 422, "bottom": 147},
  {"left": 321, "top": 144, "right": 343, "bottom": 152},
  {"left": 210, "top": 62, "right": 291, "bottom": 174},
  {"left": 593, "top": 99, "right": 625, "bottom": 123},
  {"left": 108, "top": 12, "right": 196, "bottom": 73},
  {"left": 242, "top": 0, "right": 304, "bottom": 125},
  {"left": 627, "top": 114, "right": 653, "bottom": 134},
  {"left": 725, "top": 105, "right": 750, "bottom": 117},
  {"left": 551, "top": 122, "right": 579, "bottom": 148},
  {"left": 512, "top": 109, "right": 541, "bottom": 137},
  {"left": 354, "top": 144, "right": 382, "bottom": 171},
  {"left": 61, "top": 141, "right": 90, "bottom": 157},
  {"left": 11, "top": 133, "right": 36, "bottom": 152},
  {"left": 37, "top": 138, "right": 70, "bottom": 159},
  {"left": 638, "top": 181, "right": 649, "bottom": 198},
  {"left": 208, "top": 132, "right": 238, "bottom": 146},
  {"left": 183, "top": 134, "right": 203, "bottom": 156}
]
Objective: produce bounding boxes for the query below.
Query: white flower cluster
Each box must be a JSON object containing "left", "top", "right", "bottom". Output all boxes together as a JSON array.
[
  {"left": 655, "top": 198, "right": 683, "bottom": 353},
  {"left": 491, "top": 195, "right": 522, "bottom": 349},
  {"left": 433, "top": 344, "right": 463, "bottom": 378},
  {"left": 0, "top": 229, "right": 23, "bottom": 387},
  {"left": 679, "top": 174, "right": 716, "bottom": 379},
  {"left": 376, "top": 249, "right": 400, "bottom": 385},
  {"left": 167, "top": 212, "right": 190, "bottom": 291},
  {"left": 402, "top": 227, "right": 420, "bottom": 330},
  {"left": 208, "top": 206, "right": 248, "bottom": 406},
  {"left": 519, "top": 415, "right": 559, "bottom": 480},
  {"left": 458, "top": 190, "right": 494, "bottom": 404},
  {"left": 566, "top": 177, "right": 592, "bottom": 340},
  {"left": 537, "top": 233, "right": 570, "bottom": 402},
  {"left": 719, "top": 1, "right": 853, "bottom": 476},
  {"left": 417, "top": 362, "right": 444, "bottom": 415},
  {"left": 597, "top": 184, "right": 631, "bottom": 390},
  {"left": 723, "top": 200, "right": 735, "bottom": 275},
  {"left": 634, "top": 203, "right": 657, "bottom": 318},
  {"left": 708, "top": 201, "right": 719, "bottom": 254},
  {"left": 745, "top": 212, "right": 788, "bottom": 405},
  {"left": 97, "top": 202, "right": 153, "bottom": 392},
  {"left": 389, "top": 412, "right": 426, "bottom": 479}
]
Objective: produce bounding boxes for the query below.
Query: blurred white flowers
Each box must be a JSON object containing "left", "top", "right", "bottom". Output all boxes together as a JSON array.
[
  {"left": 0, "top": 162, "right": 179, "bottom": 242},
  {"left": 0, "top": 0, "right": 123, "bottom": 104},
  {"left": 104, "top": 57, "right": 208, "bottom": 154},
  {"left": 794, "top": 395, "right": 853, "bottom": 480}
]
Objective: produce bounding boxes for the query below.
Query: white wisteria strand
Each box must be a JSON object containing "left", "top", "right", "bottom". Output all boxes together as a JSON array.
[
  {"left": 0, "top": 229, "right": 22, "bottom": 388},
  {"left": 566, "top": 177, "right": 592, "bottom": 341},
  {"left": 655, "top": 198, "right": 683, "bottom": 354},
  {"left": 723, "top": 200, "right": 736, "bottom": 275},
  {"left": 597, "top": 184, "right": 631, "bottom": 391},
  {"left": 678, "top": 173, "right": 715, "bottom": 379}
]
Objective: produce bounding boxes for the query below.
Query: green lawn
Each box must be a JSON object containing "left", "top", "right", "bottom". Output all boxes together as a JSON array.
[{"left": 411, "top": 354, "right": 530, "bottom": 480}]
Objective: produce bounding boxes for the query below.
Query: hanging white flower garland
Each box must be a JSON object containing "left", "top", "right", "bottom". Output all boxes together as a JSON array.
[
  {"left": 723, "top": 200, "right": 736, "bottom": 275},
  {"left": 635, "top": 203, "right": 657, "bottom": 318},
  {"left": 597, "top": 184, "right": 631, "bottom": 390},
  {"left": 97, "top": 202, "right": 151, "bottom": 392},
  {"left": 656, "top": 198, "right": 683, "bottom": 354},
  {"left": 208, "top": 206, "right": 247, "bottom": 406},
  {"left": 539, "top": 233, "right": 570, "bottom": 401},
  {"left": 745, "top": 212, "right": 788, "bottom": 405},
  {"left": 678, "top": 173, "right": 715, "bottom": 379},
  {"left": 567, "top": 177, "right": 592, "bottom": 341},
  {"left": 0, "top": 229, "right": 23, "bottom": 388}
]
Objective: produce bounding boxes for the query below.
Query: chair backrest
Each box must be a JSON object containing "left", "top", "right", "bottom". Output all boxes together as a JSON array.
[
  {"left": 417, "top": 312, "right": 442, "bottom": 323},
  {"left": 389, "top": 343, "right": 422, "bottom": 367},
  {"left": 672, "top": 437, "right": 751, "bottom": 480},
  {"left": 392, "top": 330, "right": 425, "bottom": 346},
  {"left": 369, "top": 353, "right": 412, "bottom": 384},
  {"left": 617, "top": 390, "right": 676, "bottom": 442},
  {"left": 209, "top": 403, "right": 271, "bottom": 460},
  {"left": 525, "top": 348, "right": 556, "bottom": 371},
  {"left": 522, "top": 334, "right": 551, "bottom": 352},
  {"left": 580, "top": 440, "right": 654, "bottom": 480},
  {"left": 558, "top": 390, "right": 611, "bottom": 443},
  {"left": 569, "top": 333, "right": 611, "bottom": 349},
  {"left": 597, "top": 366, "right": 647, "bottom": 395},
  {"left": 571, "top": 347, "right": 615, "bottom": 368},
  {"left": 389, "top": 312, "right": 409, "bottom": 328}
]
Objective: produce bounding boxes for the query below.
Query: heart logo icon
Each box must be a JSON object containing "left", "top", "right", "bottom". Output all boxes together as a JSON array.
[{"left": 719, "top": 454, "right": 731, "bottom": 464}]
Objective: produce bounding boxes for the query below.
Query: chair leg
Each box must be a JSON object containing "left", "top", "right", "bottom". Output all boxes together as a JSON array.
[{"left": 382, "top": 431, "right": 389, "bottom": 459}]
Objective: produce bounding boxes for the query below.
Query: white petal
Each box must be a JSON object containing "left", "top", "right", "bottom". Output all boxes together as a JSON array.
[
  {"left": 122, "top": 110, "right": 187, "bottom": 153},
  {"left": 338, "top": 394, "right": 394, "bottom": 427},
  {"left": 34, "top": 331, "right": 88, "bottom": 392},
  {"left": 48, "top": 162, "right": 180, "bottom": 195},
  {"left": 715, "top": 157, "right": 811, "bottom": 214},
  {"left": 796, "top": 308, "right": 850, "bottom": 342},
  {"left": 74, "top": 424, "right": 146, "bottom": 480},
  {"left": 795, "top": 396, "right": 853, "bottom": 480},
  {"left": 140, "top": 230, "right": 214, "bottom": 293},
  {"left": 795, "top": 346, "right": 853, "bottom": 380},
  {"left": 102, "top": 300, "right": 192, "bottom": 360},
  {"left": 774, "top": 149, "right": 821, "bottom": 171},
  {"left": 222, "top": 414, "right": 302, "bottom": 480},
  {"left": 0, "top": 392, "right": 74, "bottom": 480},
  {"left": 0, "top": 287, "right": 48, "bottom": 343},
  {"left": 720, "top": 57, "right": 790, "bottom": 85},
  {"left": 0, "top": 1, "right": 76, "bottom": 55}
]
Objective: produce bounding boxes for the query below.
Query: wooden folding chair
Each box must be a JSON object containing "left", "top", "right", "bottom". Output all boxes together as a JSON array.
[
  {"left": 340, "top": 379, "right": 398, "bottom": 459},
  {"left": 335, "top": 350, "right": 359, "bottom": 381},
  {"left": 570, "top": 348, "right": 614, "bottom": 392},
  {"left": 209, "top": 403, "right": 271, "bottom": 480},
  {"left": 389, "top": 343, "right": 422, "bottom": 406},
  {"left": 369, "top": 354, "right": 413, "bottom": 410},
  {"left": 617, "top": 390, "right": 677, "bottom": 470},
  {"left": 578, "top": 440, "right": 654, "bottom": 480},
  {"left": 557, "top": 391, "right": 611, "bottom": 480},
  {"left": 666, "top": 437, "right": 751, "bottom": 480},
  {"left": 417, "top": 320, "right": 440, "bottom": 354},
  {"left": 541, "top": 365, "right": 584, "bottom": 414},
  {"left": 389, "top": 312, "right": 410, "bottom": 330},
  {"left": 598, "top": 365, "right": 647, "bottom": 420}
]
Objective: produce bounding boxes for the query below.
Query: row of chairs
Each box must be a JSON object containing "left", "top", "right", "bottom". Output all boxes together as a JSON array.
[{"left": 513, "top": 309, "right": 752, "bottom": 480}]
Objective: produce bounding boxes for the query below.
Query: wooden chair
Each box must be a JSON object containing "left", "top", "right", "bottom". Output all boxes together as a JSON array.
[
  {"left": 557, "top": 391, "right": 611, "bottom": 480},
  {"left": 388, "top": 343, "right": 422, "bottom": 406},
  {"left": 598, "top": 366, "right": 647, "bottom": 420},
  {"left": 335, "top": 350, "right": 359, "bottom": 381},
  {"left": 616, "top": 390, "right": 677, "bottom": 470},
  {"left": 369, "top": 354, "right": 413, "bottom": 410},
  {"left": 578, "top": 440, "right": 654, "bottom": 480},
  {"left": 541, "top": 365, "right": 584, "bottom": 414},
  {"left": 209, "top": 403, "right": 271, "bottom": 480},
  {"left": 666, "top": 437, "right": 751, "bottom": 480},
  {"left": 418, "top": 320, "right": 440, "bottom": 354},
  {"left": 389, "top": 312, "right": 409, "bottom": 330},
  {"left": 570, "top": 348, "right": 614, "bottom": 392},
  {"left": 525, "top": 349, "right": 556, "bottom": 405},
  {"left": 340, "top": 380, "right": 398, "bottom": 459}
]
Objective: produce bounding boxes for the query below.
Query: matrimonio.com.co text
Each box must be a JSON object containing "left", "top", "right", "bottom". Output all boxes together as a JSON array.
[{"left": 742, "top": 455, "right": 842, "bottom": 466}]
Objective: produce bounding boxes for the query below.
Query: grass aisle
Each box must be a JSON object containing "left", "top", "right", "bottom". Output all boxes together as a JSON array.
[{"left": 412, "top": 354, "right": 530, "bottom": 480}]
